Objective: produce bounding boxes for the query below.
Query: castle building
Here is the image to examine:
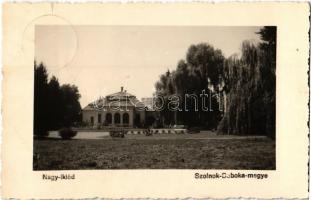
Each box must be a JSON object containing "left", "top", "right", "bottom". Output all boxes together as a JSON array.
[{"left": 82, "top": 87, "right": 147, "bottom": 127}]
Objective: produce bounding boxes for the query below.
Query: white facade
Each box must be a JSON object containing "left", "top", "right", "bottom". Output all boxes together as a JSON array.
[{"left": 82, "top": 87, "right": 146, "bottom": 127}]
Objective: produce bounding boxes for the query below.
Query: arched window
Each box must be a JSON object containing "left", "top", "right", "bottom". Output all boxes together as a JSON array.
[
  {"left": 106, "top": 113, "right": 112, "bottom": 124},
  {"left": 123, "top": 113, "right": 129, "bottom": 124},
  {"left": 114, "top": 113, "right": 120, "bottom": 124}
]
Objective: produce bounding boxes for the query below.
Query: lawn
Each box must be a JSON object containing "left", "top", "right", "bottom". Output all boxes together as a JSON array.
[{"left": 33, "top": 133, "right": 275, "bottom": 170}]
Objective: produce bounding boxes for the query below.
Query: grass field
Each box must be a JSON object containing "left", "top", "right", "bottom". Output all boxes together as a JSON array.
[{"left": 33, "top": 133, "right": 275, "bottom": 170}]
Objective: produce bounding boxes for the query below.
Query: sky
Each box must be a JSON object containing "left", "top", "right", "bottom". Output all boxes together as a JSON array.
[{"left": 35, "top": 25, "right": 262, "bottom": 107}]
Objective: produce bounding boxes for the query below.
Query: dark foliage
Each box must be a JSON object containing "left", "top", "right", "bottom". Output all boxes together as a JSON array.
[
  {"left": 34, "top": 62, "right": 50, "bottom": 137},
  {"left": 34, "top": 62, "right": 82, "bottom": 137},
  {"left": 218, "top": 26, "right": 276, "bottom": 138},
  {"left": 144, "top": 129, "right": 153, "bottom": 136},
  {"left": 155, "top": 43, "right": 224, "bottom": 129},
  {"left": 109, "top": 130, "right": 125, "bottom": 138},
  {"left": 187, "top": 127, "right": 201, "bottom": 134},
  {"left": 155, "top": 27, "right": 276, "bottom": 137},
  {"left": 60, "top": 84, "right": 82, "bottom": 127},
  {"left": 59, "top": 127, "right": 78, "bottom": 140}
]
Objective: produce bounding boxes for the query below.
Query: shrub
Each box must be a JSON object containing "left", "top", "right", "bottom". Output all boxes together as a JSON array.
[
  {"left": 187, "top": 127, "right": 200, "bottom": 134},
  {"left": 109, "top": 130, "right": 125, "bottom": 138},
  {"left": 59, "top": 127, "right": 77, "bottom": 140},
  {"left": 144, "top": 129, "right": 152, "bottom": 136}
]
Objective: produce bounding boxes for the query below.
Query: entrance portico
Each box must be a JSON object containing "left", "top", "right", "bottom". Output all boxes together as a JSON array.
[{"left": 82, "top": 87, "right": 146, "bottom": 127}]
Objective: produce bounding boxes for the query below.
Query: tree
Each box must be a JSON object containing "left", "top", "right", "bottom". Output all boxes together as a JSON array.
[
  {"left": 186, "top": 43, "right": 225, "bottom": 89},
  {"left": 34, "top": 62, "right": 82, "bottom": 137},
  {"left": 60, "top": 84, "right": 82, "bottom": 127},
  {"left": 155, "top": 43, "right": 224, "bottom": 128},
  {"left": 34, "top": 62, "right": 49, "bottom": 137},
  {"left": 218, "top": 26, "right": 276, "bottom": 138},
  {"left": 47, "top": 76, "right": 62, "bottom": 130},
  {"left": 257, "top": 26, "right": 276, "bottom": 137}
]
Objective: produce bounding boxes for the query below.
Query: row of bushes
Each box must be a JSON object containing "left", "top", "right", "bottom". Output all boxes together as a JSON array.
[
  {"left": 127, "top": 129, "right": 187, "bottom": 134},
  {"left": 109, "top": 128, "right": 201, "bottom": 138},
  {"left": 37, "top": 127, "right": 202, "bottom": 140},
  {"left": 110, "top": 129, "right": 153, "bottom": 138},
  {"left": 34, "top": 128, "right": 77, "bottom": 140}
]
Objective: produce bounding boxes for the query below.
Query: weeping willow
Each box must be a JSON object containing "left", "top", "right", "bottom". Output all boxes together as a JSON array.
[{"left": 218, "top": 27, "right": 276, "bottom": 138}]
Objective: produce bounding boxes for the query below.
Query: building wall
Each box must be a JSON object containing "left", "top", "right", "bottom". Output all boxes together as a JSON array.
[
  {"left": 135, "top": 110, "right": 145, "bottom": 124},
  {"left": 105, "top": 107, "right": 134, "bottom": 127},
  {"left": 82, "top": 107, "right": 135, "bottom": 127},
  {"left": 82, "top": 110, "right": 97, "bottom": 125}
]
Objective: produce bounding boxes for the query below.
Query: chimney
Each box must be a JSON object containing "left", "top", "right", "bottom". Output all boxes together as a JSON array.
[{"left": 121, "top": 86, "right": 124, "bottom": 92}]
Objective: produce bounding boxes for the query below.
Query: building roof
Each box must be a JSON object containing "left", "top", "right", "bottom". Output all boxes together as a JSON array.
[
  {"left": 106, "top": 91, "right": 135, "bottom": 98},
  {"left": 83, "top": 104, "right": 96, "bottom": 111},
  {"left": 82, "top": 87, "right": 147, "bottom": 111}
]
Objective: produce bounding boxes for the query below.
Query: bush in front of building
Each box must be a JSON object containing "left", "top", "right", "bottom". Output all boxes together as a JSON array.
[
  {"left": 59, "top": 127, "right": 77, "bottom": 140},
  {"left": 109, "top": 130, "right": 125, "bottom": 138},
  {"left": 144, "top": 129, "right": 152, "bottom": 136},
  {"left": 187, "top": 127, "right": 201, "bottom": 134}
]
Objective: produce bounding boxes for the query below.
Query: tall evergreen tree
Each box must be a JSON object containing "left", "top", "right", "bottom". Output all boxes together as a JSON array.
[
  {"left": 34, "top": 62, "right": 82, "bottom": 137},
  {"left": 47, "top": 76, "right": 62, "bottom": 130},
  {"left": 34, "top": 62, "right": 49, "bottom": 137}
]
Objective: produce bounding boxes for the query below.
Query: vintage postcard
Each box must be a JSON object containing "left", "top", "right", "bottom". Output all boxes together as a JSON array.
[{"left": 2, "top": 3, "right": 310, "bottom": 199}]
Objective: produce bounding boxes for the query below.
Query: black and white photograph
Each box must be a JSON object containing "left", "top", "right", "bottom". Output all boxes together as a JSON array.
[
  {"left": 3, "top": 3, "right": 310, "bottom": 199},
  {"left": 33, "top": 25, "right": 276, "bottom": 170}
]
